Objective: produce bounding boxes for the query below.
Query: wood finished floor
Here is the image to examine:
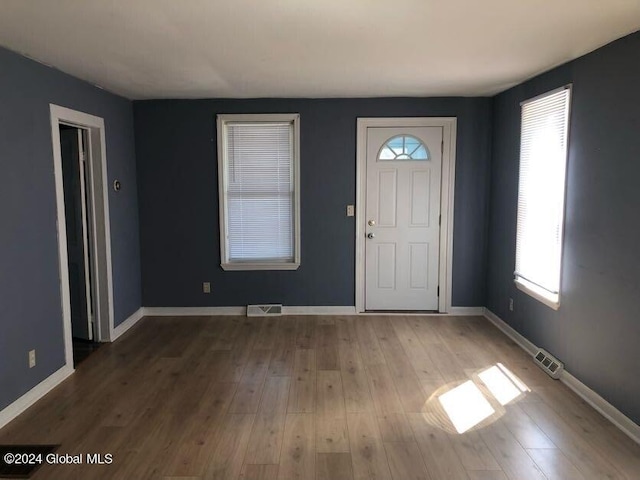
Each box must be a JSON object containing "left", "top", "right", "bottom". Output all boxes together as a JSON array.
[{"left": 1, "top": 315, "right": 639, "bottom": 480}]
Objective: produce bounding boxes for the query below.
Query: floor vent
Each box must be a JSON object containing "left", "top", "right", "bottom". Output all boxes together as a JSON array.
[
  {"left": 247, "top": 304, "right": 283, "bottom": 317},
  {"left": 534, "top": 348, "right": 564, "bottom": 379}
]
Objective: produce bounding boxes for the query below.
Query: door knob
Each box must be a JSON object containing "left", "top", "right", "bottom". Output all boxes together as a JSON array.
[
  {"left": 367, "top": 232, "right": 375, "bottom": 239},
  {"left": 368, "top": 220, "right": 376, "bottom": 226}
]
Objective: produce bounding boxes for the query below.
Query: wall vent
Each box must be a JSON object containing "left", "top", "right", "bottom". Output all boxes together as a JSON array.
[
  {"left": 533, "top": 348, "right": 564, "bottom": 379},
  {"left": 247, "top": 304, "right": 283, "bottom": 317}
]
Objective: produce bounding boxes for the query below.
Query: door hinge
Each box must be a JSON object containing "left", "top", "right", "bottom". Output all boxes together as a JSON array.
[
  {"left": 439, "top": 214, "right": 441, "bottom": 226},
  {"left": 441, "top": 140, "right": 444, "bottom": 154},
  {"left": 80, "top": 150, "right": 86, "bottom": 163},
  {"left": 437, "top": 286, "right": 440, "bottom": 297}
]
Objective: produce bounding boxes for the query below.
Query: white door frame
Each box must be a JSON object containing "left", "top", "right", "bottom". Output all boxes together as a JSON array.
[
  {"left": 50, "top": 104, "right": 115, "bottom": 369},
  {"left": 355, "top": 117, "right": 457, "bottom": 313}
]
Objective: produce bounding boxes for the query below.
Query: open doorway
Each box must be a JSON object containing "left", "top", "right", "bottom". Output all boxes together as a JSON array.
[
  {"left": 51, "top": 104, "right": 115, "bottom": 371},
  {"left": 59, "top": 125, "right": 100, "bottom": 365}
]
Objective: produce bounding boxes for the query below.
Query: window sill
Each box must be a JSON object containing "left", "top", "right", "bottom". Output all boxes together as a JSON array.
[
  {"left": 514, "top": 278, "right": 560, "bottom": 310},
  {"left": 221, "top": 262, "right": 300, "bottom": 271}
]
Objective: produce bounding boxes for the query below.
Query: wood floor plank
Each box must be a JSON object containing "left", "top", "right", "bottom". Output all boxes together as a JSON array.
[
  {"left": 317, "top": 370, "right": 346, "bottom": 416},
  {"left": 204, "top": 413, "right": 256, "bottom": 480},
  {"left": 269, "top": 345, "right": 296, "bottom": 377},
  {"left": 288, "top": 349, "right": 317, "bottom": 413},
  {"left": 377, "top": 413, "right": 415, "bottom": 443},
  {"left": 260, "top": 375, "right": 292, "bottom": 414},
  {"left": 339, "top": 344, "right": 374, "bottom": 413},
  {"left": 355, "top": 318, "right": 387, "bottom": 366},
  {"left": 164, "top": 381, "right": 237, "bottom": 476},
  {"left": 295, "top": 318, "right": 317, "bottom": 349},
  {"left": 372, "top": 318, "right": 429, "bottom": 412},
  {"left": 501, "top": 404, "right": 555, "bottom": 449},
  {"left": 278, "top": 413, "right": 315, "bottom": 480},
  {"left": 269, "top": 318, "right": 297, "bottom": 376},
  {"left": 478, "top": 422, "right": 547, "bottom": 480},
  {"left": 347, "top": 413, "right": 393, "bottom": 480},
  {"left": 210, "top": 317, "right": 241, "bottom": 350},
  {"left": 317, "top": 453, "right": 354, "bottom": 480},
  {"left": 336, "top": 317, "right": 358, "bottom": 346},
  {"left": 316, "top": 324, "right": 339, "bottom": 370},
  {"left": 384, "top": 441, "right": 432, "bottom": 480},
  {"left": 521, "top": 401, "right": 625, "bottom": 480},
  {"left": 245, "top": 377, "right": 291, "bottom": 464},
  {"left": 466, "top": 471, "right": 509, "bottom": 480},
  {"left": 241, "top": 464, "right": 279, "bottom": 480},
  {"left": 391, "top": 317, "right": 445, "bottom": 394},
  {"left": 407, "top": 413, "right": 470, "bottom": 480},
  {"left": 230, "top": 348, "right": 272, "bottom": 414},
  {"left": 535, "top": 383, "right": 640, "bottom": 478},
  {"left": 450, "top": 430, "right": 501, "bottom": 471},
  {"left": 316, "top": 370, "right": 349, "bottom": 453},
  {"left": 526, "top": 448, "right": 586, "bottom": 480},
  {"left": 316, "top": 416, "right": 350, "bottom": 453},
  {"left": 245, "top": 413, "right": 287, "bottom": 464},
  {"left": 365, "top": 364, "right": 404, "bottom": 415},
  {"left": 254, "top": 317, "right": 280, "bottom": 350}
]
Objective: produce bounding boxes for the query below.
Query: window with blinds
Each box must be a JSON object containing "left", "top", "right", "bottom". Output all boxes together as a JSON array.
[
  {"left": 217, "top": 114, "right": 300, "bottom": 270},
  {"left": 515, "top": 87, "right": 571, "bottom": 308}
]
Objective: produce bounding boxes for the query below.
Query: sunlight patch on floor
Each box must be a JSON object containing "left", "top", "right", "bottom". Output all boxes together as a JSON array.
[
  {"left": 478, "top": 364, "right": 525, "bottom": 405},
  {"left": 428, "top": 363, "right": 531, "bottom": 434},
  {"left": 438, "top": 380, "right": 495, "bottom": 433}
]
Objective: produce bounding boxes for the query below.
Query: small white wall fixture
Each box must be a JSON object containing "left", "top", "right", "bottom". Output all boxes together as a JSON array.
[
  {"left": 355, "top": 117, "right": 457, "bottom": 313},
  {"left": 50, "top": 104, "right": 115, "bottom": 371}
]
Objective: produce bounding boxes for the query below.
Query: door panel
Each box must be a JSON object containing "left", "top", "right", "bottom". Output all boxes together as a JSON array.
[
  {"left": 376, "top": 243, "right": 396, "bottom": 289},
  {"left": 409, "top": 243, "right": 428, "bottom": 289},
  {"left": 377, "top": 171, "right": 397, "bottom": 227},
  {"left": 410, "top": 170, "right": 430, "bottom": 226},
  {"left": 365, "top": 126, "right": 442, "bottom": 311}
]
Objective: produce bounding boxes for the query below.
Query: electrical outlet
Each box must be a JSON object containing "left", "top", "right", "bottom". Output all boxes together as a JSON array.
[
  {"left": 346, "top": 205, "right": 355, "bottom": 217},
  {"left": 203, "top": 282, "right": 211, "bottom": 294},
  {"left": 509, "top": 298, "right": 514, "bottom": 311},
  {"left": 28, "top": 349, "right": 36, "bottom": 368}
]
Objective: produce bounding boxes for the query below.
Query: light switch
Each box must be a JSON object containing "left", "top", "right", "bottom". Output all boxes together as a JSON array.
[{"left": 346, "top": 205, "right": 355, "bottom": 217}]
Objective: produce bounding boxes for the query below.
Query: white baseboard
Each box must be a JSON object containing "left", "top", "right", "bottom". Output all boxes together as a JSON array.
[
  {"left": 561, "top": 371, "right": 640, "bottom": 445},
  {"left": 483, "top": 307, "right": 537, "bottom": 355},
  {"left": 483, "top": 308, "right": 640, "bottom": 445},
  {"left": 447, "top": 306, "right": 485, "bottom": 316},
  {"left": 141, "top": 306, "right": 482, "bottom": 317},
  {"left": 143, "top": 306, "right": 246, "bottom": 316},
  {"left": 0, "top": 364, "right": 74, "bottom": 430},
  {"left": 283, "top": 306, "right": 356, "bottom": 315},
  {"left": 142, "top": 306, "right": 357, "bottom": 316},
  {"left": 111, "top": 307, "right": 145, "bottom": 341}
]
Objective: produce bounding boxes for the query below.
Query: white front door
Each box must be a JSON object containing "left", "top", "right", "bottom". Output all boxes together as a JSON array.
[{"left": 364, "top": 126, "right": 443, "bottom": 311}]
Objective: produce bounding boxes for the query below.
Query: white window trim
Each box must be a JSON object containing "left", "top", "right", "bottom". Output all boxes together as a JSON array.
[
  {"left": 515, "top": 278, "right": 560, "bottom": 310},
  {"left": 514, "top": 85, "right": 571, "bottom": 310},
  {"left": 216, "top": 113, "right": 301, "bottom": 271}
]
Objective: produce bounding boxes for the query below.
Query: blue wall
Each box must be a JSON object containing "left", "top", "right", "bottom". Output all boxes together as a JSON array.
[
  {"left": 486, "top": 32, "right": 640, "bottom": 424},
  {"left": 0, "top": 47, "right": 142, "bottom": 411},
  {"left": 133, "top": 98, "right": 492, "bottom": 308}
]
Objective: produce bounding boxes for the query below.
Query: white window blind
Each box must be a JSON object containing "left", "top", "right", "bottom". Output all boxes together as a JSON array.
[
  {"left": 218, "top": 114, "right": 300, "bottom": 269},
  {"left": 515, "top": 87, "right": 571, "bottom": 307}
]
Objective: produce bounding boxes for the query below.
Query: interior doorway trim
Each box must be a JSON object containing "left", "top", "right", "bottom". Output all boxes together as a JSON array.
[
  {"left": 355, "top": 117, "right": 457, "bottom": 313},
  {"left": 50, "top": 104, "right": 115, "bottom": 369}
]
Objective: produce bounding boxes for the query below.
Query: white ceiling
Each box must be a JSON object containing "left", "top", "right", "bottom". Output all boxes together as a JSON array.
[{"left": 1, "top": 1, "right": 639, "bottom": 99}]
